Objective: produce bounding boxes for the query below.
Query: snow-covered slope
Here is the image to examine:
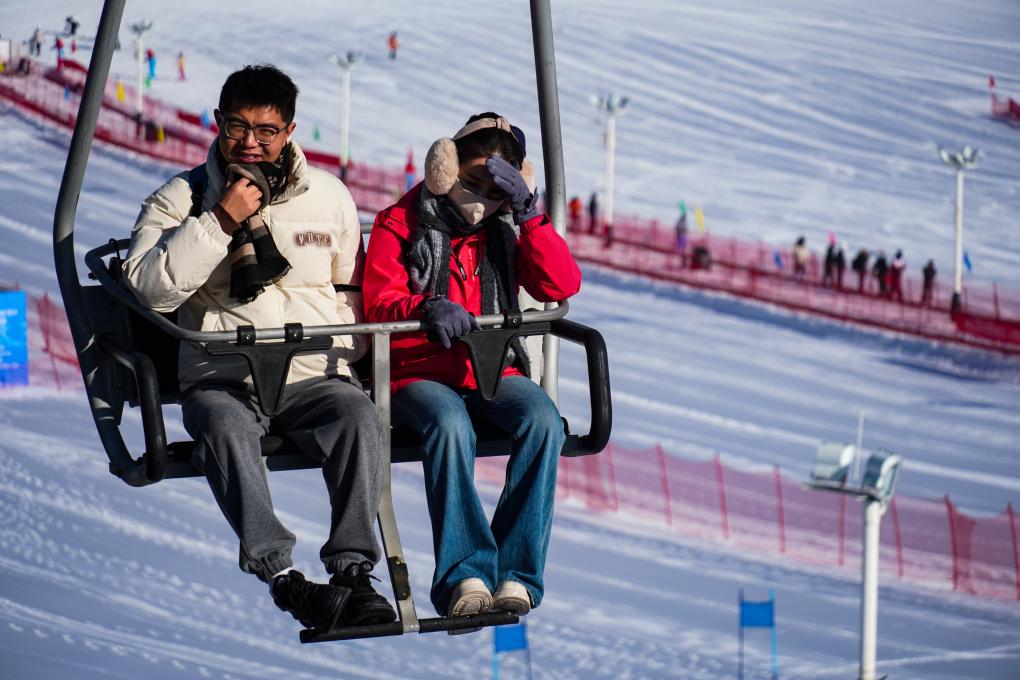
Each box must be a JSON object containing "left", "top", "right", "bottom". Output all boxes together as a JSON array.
[{"left": 1, "top": 1, "right": 1019, "bottom": 678}]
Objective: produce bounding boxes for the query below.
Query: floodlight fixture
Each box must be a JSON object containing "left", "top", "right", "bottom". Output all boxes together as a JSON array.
[
  {"left": 861, "top": 449, "right": 901, "bottom": 503},
  {"left": 129, "top": 20, "right": 153, "bottom": 36},
  {"left": 810, "top": 441, "right": 856, "bottom": 486},
  {"left": 937, "top": 145, "right": 982, "bottom": 170}
]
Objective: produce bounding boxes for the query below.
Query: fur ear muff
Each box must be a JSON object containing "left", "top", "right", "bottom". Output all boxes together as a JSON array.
[
  {"left": 424, "top": 138, "right": 459, "bottom": 196},
  {"left": 520, "top": 159, "right": 537, "bottom": 193}
]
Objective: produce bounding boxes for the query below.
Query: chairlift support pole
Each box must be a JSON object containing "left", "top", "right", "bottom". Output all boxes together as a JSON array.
[
  {"left": 54, "top": 0, "right": 148, "bottom": 484},
  {"left": 530, "top": 0, "right": 563, "bottom": 403}
]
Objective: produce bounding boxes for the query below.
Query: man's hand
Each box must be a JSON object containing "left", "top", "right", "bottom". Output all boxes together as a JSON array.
[{"left": 215, "top": 179, "right": 263, "bottom": 233}]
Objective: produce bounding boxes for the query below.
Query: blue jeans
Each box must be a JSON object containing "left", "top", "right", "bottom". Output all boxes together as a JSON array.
[{"left": 392, "top": 376, "right": 565, "bottom": 613}]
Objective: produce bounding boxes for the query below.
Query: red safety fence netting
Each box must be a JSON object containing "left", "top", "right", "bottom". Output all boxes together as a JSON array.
[
  {"left": 517, "top": 443, "right": 1018, "bottom": 602},
  {"left": 565, "top": 216, "right": 1020, "bottom": 355}
]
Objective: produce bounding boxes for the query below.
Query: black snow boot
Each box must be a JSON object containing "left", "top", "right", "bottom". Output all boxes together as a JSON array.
[
  {"left": 330, "top": 561, "right": 398, "bottom": 626},
  {"left": 272, "top": 570, "right": 350, "bottom": 631}
]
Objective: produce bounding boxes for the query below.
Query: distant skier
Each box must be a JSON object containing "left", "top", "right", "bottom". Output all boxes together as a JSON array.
[
  {"left": 835, "top": 242, "right": 847, "bottom": 289},
  {"left": 568, "top": 195, "right": 582, "bottom": 231},
  {"left": 889, "top": 250, "right": 906, "bottom": 302},
  {"left": 388, "top": 31, "right": 399, "bottom": 60},
  {"left": 65, "top": 16, "right": 80, "bottom": 37},
  {"left": 587, "top": 191, "right": 599, "bottom": 234},
  {"left": 177, "top": 51, "right": 186, "bottom": 80},
  {"left": 852, "top": 248, "right": 869, "bottom": 292},
  {"left": 674, "top": 202, "right": 689, "bottom": 267},
  {"left": 31, "top": 27, "right": 44, "bottom": 56},
  {"left": 146, "top": 47, "right": 156, "bottom": 79},
  {"left": 52, "top": 36, "right": 65, "bottom": 67},
  {"left": 872, "top": 252, "right": 889, "bottom": 297},
  {"left": 921, "top": 259, "right": 937, "bottom": 306},
  {"left": 822, "top": 242, "right": 837, "bottom": 287},
  {"left": 793, "top": 236, "right": 807, "bottom": 281}
]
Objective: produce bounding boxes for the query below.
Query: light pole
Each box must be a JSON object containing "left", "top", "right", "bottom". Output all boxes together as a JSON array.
[
  {"left": 593, "top": 93, "right": 628, "bottom": 236},
  {"left": 129, "top": 20, "right": 152, "bottom": 120},
  {"left": 807, "top": 442, "right": 903, "bottom": 680},
  {"left": 937, "top": 145, "right": 982, "bottom": 314},
  {"left": 328, "top": 51, "right": 361, "bottom": 181}
]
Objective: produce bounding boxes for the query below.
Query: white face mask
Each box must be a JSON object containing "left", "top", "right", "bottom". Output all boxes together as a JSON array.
[{"left": 447, "top": 180, "right": 505, "bottom": 225}]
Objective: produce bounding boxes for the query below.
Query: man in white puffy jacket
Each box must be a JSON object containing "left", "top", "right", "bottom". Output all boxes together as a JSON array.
[{"left": 124, "top": 65, "right": 395, "bottom": 633}]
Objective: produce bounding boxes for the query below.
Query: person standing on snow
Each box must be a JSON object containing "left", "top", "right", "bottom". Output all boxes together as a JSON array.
[
  {"left": 852, "top": 248, "right": 869, "bottom": 292},
  {"left": 568, "top": 194, "right": 583, "bottom": 231},
  {"left": 31, "top": 27, "right": 44, "bottom": 56},
  {"left": 587, "top": 191, "right": 599, "bottom": 234},
  {"left": 793, "top": 236, "right": 808, "bottom": 281},
  {"left": 674, "top": 201, "right": 689, "bottom": 268},
  {"left": 872, "top": 251, "right": 889, "bottom": 297},
  {"left": 822, "top": 241, "right": 837, "bottom": 287},
  {"left": 889, "top": 249, "right": 906, "bottom": 302},
  {"left": 122, "top": 64, "right": 396, "bottom": 634},
  {"left": 52, "top": 36, "right": 65, "bottom": 67},
  {"left": 835, "top": 242, "right": 847, "bottom": 289},
  {"left": 363, "top": 113, "right": 581, "bottom": 630},
  {"left": 388, "top": 31, "right": 399, "bottom": 60},
  {"left": 921, "top": 259, "right": 937, "bottom": 306},
  {"left": 177, "top": 51, "right": 186, "bottom": 80},
  {"left": 146, "top": 47, "right": 156, "bottom": 79}
]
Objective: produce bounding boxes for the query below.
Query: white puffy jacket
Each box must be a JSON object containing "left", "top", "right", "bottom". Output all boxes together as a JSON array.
[{"left": 123, "top": 141, "right": 367, "bottom": 392}]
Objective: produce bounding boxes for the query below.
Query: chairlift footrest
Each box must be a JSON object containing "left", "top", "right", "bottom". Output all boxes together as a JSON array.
[{"left": 299, "top": 610, "right": 519, "bottom": 643}]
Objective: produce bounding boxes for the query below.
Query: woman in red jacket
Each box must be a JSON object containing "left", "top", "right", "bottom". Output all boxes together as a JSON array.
[{"left": 363, "top": 113, "right": 581, "bottom": 627}]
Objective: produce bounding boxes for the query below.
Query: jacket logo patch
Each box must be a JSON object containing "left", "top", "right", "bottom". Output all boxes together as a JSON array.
[{"left": 294, "top": 232, "right": 332, "bottom": 247}]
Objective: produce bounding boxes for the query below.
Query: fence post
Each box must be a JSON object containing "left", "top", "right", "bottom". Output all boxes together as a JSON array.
[
  {"left": 1008, "top": 503, "right": 1020, "bottom": 602},
  {"left": 714, "top": 453, "right": 730, "bottom": 540},
  {"left": 837, "top": 492, "right": 846, "bottom": 567},
  {"left": 656, "top": 445, "right": 672, "bottom": 527},
  {"left": 774, "top": 465, "right": 786, "bottom": 554},
  {"left": 945, "top": 495, "right": 960, "bottom": 592},
  {"left": 890, "top": 497, "right": 904, "bottom": 578},
  {"left": 558, "top": 453, "right": 570, "bottom": 500}
]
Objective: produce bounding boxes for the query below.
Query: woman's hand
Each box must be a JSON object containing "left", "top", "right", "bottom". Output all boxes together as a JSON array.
[
  {"left": 486, "top": 156, "right": 539, "bottom": 224},
  {"left": 422, "top": 297, "right": 480, "bottom": 349}
]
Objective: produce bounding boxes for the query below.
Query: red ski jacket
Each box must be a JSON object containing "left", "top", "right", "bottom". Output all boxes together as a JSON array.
[{"left": 363, "top": 184, "right": 582, "bottom": 393}]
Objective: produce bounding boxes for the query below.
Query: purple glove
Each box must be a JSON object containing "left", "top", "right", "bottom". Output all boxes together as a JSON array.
[
  {"left": 422, "top": 296, "right": 480, "bottom": 349},
  {"left": 486, "top": 156, "right": 539, "bottom": 224}
]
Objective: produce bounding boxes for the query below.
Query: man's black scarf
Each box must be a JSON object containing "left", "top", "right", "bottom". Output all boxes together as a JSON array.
[
  {"left": 408, "top": 185, "right": 529, "bottom": 374},
  {"left": 217, "top": 146, "right": 292, "bottom": 303}
]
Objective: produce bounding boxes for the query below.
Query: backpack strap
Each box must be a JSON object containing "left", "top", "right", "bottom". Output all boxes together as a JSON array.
[{"left": 187, "top": 163, "right": 208, "bottom": 218}]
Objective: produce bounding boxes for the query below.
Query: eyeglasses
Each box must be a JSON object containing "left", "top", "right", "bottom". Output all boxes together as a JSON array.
[{"left": 220, "top": 118, "right": 287, "bottom": 145}]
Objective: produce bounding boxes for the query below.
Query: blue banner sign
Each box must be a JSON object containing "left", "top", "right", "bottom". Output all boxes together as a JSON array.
[{"left": 0, "top": 291, "right": 29, "bottom": 386}]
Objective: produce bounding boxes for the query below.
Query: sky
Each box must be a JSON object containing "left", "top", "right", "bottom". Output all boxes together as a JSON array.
[{"left": 0, "top": 1, "right": 1019, "bottom": 678}]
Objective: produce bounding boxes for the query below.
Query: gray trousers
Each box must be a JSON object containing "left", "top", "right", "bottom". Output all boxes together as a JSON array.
[{"left": 182, "top": 377, "right": 384, "bottom": 582}]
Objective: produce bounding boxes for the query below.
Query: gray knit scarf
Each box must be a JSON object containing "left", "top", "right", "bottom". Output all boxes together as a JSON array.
[{"left": 408, "top": 185, "right": 529, "bottom": 374}]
